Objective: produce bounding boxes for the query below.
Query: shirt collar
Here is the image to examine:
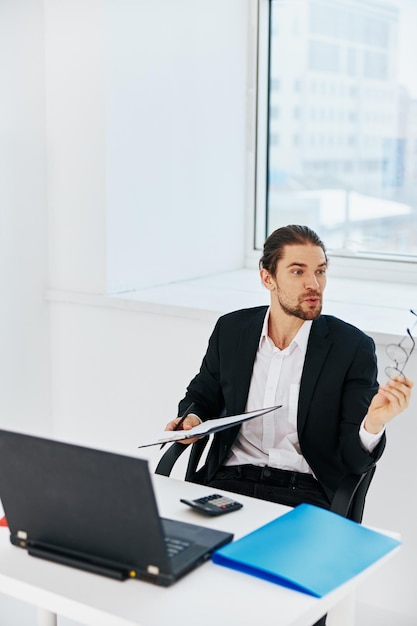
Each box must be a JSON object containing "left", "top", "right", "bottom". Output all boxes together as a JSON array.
[{"left": 260, "top": 307, "right": 313, "bottom": 356}]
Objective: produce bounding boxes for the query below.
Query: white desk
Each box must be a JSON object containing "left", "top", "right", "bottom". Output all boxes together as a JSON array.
[{"left": 0, "top": 475, "right": 399, "bottom": 626}]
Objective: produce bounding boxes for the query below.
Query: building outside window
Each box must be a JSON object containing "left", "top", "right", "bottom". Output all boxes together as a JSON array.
[{"left": 258, "top": 0, "right": 417, "bottom": 264}]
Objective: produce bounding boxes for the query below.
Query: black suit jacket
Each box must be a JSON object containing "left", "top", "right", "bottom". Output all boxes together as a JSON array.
[{"left": 179, "top": 306, "right": 385, "bottom": 502}]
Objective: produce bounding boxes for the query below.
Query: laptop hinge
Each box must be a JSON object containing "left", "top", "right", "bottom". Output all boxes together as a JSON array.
[{"left": 14, "top": 536, "right": 134, "bottom": 581}]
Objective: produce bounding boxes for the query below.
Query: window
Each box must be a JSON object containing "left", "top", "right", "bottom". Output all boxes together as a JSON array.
[{"left": 254, "top": 0, "right": 417, "bottom": 281}]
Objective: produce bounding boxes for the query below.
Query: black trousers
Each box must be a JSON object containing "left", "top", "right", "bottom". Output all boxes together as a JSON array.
[
  {"left": 208, "top": 464, "right": 330, "bottom": 509},
  {"left": 208, "top": 465, "right": 330, "bottom": 626}
]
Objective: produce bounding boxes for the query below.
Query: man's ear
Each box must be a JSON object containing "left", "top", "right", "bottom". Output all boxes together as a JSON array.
[{"left": 260, "top": 268, "right": 275, "bottom": 291}]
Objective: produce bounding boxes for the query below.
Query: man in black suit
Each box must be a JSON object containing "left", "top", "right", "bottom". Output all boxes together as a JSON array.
[{"left": 165, "top": 225, "right": 413, "bottom": 509}]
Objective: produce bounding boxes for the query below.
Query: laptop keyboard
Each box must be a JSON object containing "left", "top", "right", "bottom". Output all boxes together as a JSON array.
[{"left": 165, "top": 536, "right": 191, "bottom": 558}]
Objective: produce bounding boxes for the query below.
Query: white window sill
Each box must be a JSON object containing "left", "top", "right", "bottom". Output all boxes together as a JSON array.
[{"left": 47, "top": 269, "right": 415, "bottom": 345}]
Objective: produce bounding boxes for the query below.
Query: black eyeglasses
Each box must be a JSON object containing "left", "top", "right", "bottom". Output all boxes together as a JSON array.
[{"left": 385, "top": 309, "right": 416, "bottom": 380}]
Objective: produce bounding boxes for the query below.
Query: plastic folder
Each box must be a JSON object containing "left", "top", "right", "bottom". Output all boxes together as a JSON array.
[{"left": 212, "top": 503, "right": 401, "bottom": 597}]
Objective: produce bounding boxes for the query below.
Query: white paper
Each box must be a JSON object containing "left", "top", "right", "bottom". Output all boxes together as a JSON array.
[{"left": 138, "top": 405, "right": 281, "bottom": 448}]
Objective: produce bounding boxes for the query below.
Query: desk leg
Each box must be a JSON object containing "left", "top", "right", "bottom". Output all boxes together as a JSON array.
[
  {"left": 37, "top": 608, "right": 57, "bottom": 626},
  {"left": 327, "top": 591, "right": 356, "bottom": 626}
]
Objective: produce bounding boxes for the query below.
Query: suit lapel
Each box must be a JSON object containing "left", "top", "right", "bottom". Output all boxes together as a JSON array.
[
  {"left": 233, "top": 307, "right": 267, "bottom": 414},
  {"left": 210, "top": 307, "right": 267, "bottom": 462},
  {"left": 298, "top": 316, "right": 332, "bottom": 434}
]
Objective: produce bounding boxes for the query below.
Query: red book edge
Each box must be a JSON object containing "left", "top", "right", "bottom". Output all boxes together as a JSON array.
[{"left": 0, "top": 515, "right": 8, "bottom": 527}]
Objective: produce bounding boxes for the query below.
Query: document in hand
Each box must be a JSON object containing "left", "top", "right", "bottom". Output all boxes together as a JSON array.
[
  {"left": 212, "top": 503, "right": 401, "bottom": 597},
  {"left": 138, "top": 406, "right": 281, "bottom": 448}
]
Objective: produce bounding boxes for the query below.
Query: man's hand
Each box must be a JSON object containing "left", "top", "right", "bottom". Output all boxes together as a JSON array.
[
  {"left": 164, "top": 414, "right": 201, "bottom": 445},
  {"left": 364, "top": 376, "right": 413, "bottom": 435}
]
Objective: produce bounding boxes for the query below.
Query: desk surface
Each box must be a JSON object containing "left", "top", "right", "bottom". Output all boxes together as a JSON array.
[{"left": 0, "top": 474, "right": 399, "bottom": 626}]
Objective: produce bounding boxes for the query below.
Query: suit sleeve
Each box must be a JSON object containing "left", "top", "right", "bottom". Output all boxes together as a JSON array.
[
  {"left": 178, "top": 318, "right": 226, "bottom": 421},
  {"left": 300, "top": 325, "right": 385, "bottom": 494},
  {"left": 339, "top": 333, "right": 386, "bottom": 473}
]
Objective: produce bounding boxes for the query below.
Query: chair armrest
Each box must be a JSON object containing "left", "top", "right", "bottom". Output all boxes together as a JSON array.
[
  {"left": 154, "top": 436, "right": 210, "bottom": 479},
  {"left": 154, "top": 442, "right": 189, "bottom": 476}
]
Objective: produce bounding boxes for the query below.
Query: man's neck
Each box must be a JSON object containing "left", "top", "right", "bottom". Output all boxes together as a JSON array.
[{"left": 267, "top": 310, "right": 305, "bottom": 350}]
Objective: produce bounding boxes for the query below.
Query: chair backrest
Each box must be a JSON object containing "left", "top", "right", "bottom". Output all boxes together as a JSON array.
[
  {"left": 330, "top": 465, "right": 376, "bottom": 523},
  {"left": 155, "top": 440, "right": 376, "bottom": 523}
]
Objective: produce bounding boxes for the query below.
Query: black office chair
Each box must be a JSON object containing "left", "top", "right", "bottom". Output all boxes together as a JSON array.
[
  {"left": 155, "top": 436, "right": 210, "bottom": 482},
  {"left": 155, "top": 438, "right": 376, "bottom": 523},
  {"left": 329, "top": 465, "right": 376, "bottom": 522}
]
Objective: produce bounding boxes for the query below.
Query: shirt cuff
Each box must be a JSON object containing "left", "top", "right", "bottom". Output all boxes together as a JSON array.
[
  {"left": 189, "top": 413, "right": 202, "bottom": 424},
  {"left": 359, "top": 418, "right": 385, "bottom": 453}
]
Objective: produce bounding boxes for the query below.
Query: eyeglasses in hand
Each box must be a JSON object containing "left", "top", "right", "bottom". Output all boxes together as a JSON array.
[{"left": 385, "top": 309, "right": 416, "bottom": 380}]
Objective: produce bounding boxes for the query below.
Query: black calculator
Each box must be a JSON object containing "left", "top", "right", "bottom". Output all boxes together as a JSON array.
[{"left": 180, "top": 493, "right": 243, "bottom": 516}]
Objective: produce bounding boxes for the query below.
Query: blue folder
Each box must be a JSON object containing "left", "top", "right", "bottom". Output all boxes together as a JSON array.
[{"left": 212, "top": 503, "right": 401, "bottom": 597}]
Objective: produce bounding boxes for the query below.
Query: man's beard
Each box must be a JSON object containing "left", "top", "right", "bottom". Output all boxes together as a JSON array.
[{"left": 277, "top": 291, "right": 322, "bottom": 321}]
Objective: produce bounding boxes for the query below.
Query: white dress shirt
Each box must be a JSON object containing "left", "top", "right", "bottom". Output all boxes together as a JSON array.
[{"left": 225, "top": 309, "right": 383, "bottom": 473}]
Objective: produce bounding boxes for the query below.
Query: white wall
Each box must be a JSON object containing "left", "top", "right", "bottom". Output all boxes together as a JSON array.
[
  {"left": 45, "top": 0, "right": 249, "bottom": 295},
  {"left": 105, "top": 0, "right": 248, "bottom": 292},
  {"left": 43, "top": 0, "right": 250, "bottom": 446},
  {"left": 0, "top": 0, "right": 51, "bottom": 435},
  {"left": 0, "top": 0, "right": 249, "bottom": 466},
  {"left": 49, "top": 301, "right": 215, "bottom": 464},
  {"left": 45, "top": 0, "right": 107, "bottom": 294}
]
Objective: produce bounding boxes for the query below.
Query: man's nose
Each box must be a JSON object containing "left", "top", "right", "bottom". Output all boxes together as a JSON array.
[{"left": 304, "top": 273, "right": 320, "bottom": 289}]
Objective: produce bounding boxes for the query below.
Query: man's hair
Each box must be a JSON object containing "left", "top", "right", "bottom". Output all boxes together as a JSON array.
[{"left": 259, "top": 225, "right": 328, "bottom": 276}]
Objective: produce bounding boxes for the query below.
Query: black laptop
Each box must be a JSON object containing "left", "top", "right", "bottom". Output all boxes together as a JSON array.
[{"left": 0, "top": 429, "right": 233, "bottom": 586}]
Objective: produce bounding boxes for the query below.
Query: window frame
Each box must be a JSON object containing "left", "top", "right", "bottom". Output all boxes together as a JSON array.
[{"left": 247, "top": 0, "right": 417, "bottom": 285}]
